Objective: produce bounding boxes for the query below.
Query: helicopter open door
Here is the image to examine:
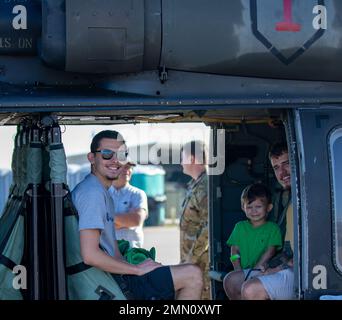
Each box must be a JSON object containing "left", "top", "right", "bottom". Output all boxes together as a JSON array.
[
  {"left": 294, "top": 108, "right": 342, "bottom": 299},
  {"left": 207, "top": 116, "right": 287, "bottom": 299}
]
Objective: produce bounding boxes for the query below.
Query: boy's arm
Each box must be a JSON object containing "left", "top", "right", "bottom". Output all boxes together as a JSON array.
[
  {"left": 230, "top": 245, "right": 242, "bottom": 271},
  {"left": 255, "top": 246, "right": 277, "bottom": 272}
]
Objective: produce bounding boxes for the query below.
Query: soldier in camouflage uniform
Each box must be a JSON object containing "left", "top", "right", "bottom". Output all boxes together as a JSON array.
[{"left": 180, "top": 141, "right": 210, "bottom": 300}]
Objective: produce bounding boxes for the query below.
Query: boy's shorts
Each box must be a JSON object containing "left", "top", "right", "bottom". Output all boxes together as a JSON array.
[
  {"left": 243, "top": 268, "right": 295, "bottom": 300},
  {"left": 121, "top": 266, "right": 175, "bottom": 300}
]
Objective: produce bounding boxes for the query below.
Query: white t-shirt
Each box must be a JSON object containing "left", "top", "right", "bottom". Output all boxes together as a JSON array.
[
  {"left": 72, "top": 174, "right": 117, "bottom": 257},
  {"left": 108, "top": 184, "right": 148, "bottom": 248}
]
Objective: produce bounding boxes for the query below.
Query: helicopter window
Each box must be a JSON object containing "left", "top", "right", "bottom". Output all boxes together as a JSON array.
[{"left": 329, "top": 127, "right": 342, "bottom": 273}]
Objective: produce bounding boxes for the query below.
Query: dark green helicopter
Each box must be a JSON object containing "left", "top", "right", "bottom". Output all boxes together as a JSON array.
[{"left": 0, "top": 0, "right": 342, "bottom": 300}]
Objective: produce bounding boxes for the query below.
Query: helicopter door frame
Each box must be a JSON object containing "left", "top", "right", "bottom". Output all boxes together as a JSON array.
[
  {"left": 284, "top": 109, "right": 302, "bottom": 300},
  {"left": 293, "top": 107, "right": 342, "bottom": 299},
  {"left": 207, "top": 124, "right": 224, "bottom": 299}
]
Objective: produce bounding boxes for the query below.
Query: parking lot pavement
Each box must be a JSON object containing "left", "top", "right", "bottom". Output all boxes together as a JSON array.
[{"left": 143, "top": 224, "right": 180, "bottom": 266}]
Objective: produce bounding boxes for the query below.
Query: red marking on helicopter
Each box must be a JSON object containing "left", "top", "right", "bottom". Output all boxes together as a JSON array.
[{"left": 276, "top": 0, "right": 301, "bottom": 32}]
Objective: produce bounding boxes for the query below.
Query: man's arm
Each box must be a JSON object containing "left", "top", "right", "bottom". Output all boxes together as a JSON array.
[
  {"left": 115, "top": 208, "right": 148, "bottom": 229},
  {"left": 262, "top": 258, "right": 294, "bottom": 275},
  {"left": 115, "top": 189, "right": 148, "bottom": 229},
  {"left": 80, "top": 229, "right": 161, "bottom": 275}
]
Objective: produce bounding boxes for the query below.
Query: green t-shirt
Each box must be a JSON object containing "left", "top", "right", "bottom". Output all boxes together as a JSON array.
[{"left": 226, "top": 220, "right": 282, "bottom": 269}]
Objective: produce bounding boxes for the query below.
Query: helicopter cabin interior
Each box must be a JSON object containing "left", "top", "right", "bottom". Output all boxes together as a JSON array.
[
  {"left": 0, "top": 106, "right": 293, "bottom": 298},
  {"left": 0, "top": 103, "right": 342, "bottom": 300},
  {"left": 1, "top": 0, "right": 342, "bottom": 302}
]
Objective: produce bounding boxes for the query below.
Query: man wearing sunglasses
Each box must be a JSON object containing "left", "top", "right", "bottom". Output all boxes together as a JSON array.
[{"left": 72, "top": 130, "right": 203, "bottom": 300}]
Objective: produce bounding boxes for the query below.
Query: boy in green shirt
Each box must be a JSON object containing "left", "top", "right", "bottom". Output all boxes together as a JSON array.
[{"left": 225, "top": 183, "right": 282, "bottom": 299}]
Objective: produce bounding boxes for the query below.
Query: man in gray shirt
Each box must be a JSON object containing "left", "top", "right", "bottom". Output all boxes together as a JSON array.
[
  {"left": 72, "top": 130, "right": 203, "bottom": 300},
  {"left": 73, "top": 173, "right": 117, "bottom": 256}
]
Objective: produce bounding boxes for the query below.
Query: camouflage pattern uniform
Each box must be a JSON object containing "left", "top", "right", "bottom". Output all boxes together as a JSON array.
[{"left": 180, "top": 171, "right": 210, "bottom": 300}]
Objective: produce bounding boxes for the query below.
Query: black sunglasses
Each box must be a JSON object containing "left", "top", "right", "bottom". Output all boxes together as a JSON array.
[{"left": 93, "top": 149, "right": 128, "bottom": 161}]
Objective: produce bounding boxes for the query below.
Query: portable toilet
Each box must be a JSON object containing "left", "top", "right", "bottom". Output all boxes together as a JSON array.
[{"left": 130, "top": 165, "right": 166, "bottom": 226}]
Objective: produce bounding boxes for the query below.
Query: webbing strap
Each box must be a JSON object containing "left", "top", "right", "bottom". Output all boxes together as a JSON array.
[
  {"left": 30, "top": 142, "right": 42, "bottom": 149},
  {"left": 0, "top": 254, "right": 16, "bottom": 270},
  {"left": 49, "top": 144, "right": 64, "bottom": 151},
  {"left": 66, "top": 263, "right": 133, "bottom": 299},
  {"left": 65, "top": 262, "right": 91, "bottom": 275}
]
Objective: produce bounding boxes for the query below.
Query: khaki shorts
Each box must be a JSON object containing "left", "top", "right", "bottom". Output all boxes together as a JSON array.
[
  {"left": 257, "top": 268, "right": 295, "bottom": 300},
  {"left": 243, "top": 268, "right": 294, "bottom": 300}
]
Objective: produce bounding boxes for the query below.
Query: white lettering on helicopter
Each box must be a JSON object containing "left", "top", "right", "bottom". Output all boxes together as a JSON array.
[
  {"left": 0, "top": 37, "right": 12, "bottom": 48},
  {"left": 313, "top": 5, "right": 327, "bottom": 30},
  {"left": 0, "top": 37, "right": 33, "bottom": 49},
  {"left": 312, "top": 265, "right": 327, "bottom": 290},
  {"left": 12, "top": 265, "right": 27, "bottom": 290},
  {"left": 18, "top": 37, "right": 32, "bottom": 48}
]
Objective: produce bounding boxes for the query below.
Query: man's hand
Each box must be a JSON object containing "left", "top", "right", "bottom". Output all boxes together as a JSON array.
[
  {"left": 136, "top": 259, "right": 163, "bottom": 276},
  {"left": 255, "top": 264, "right": 266, "bottom": 273},
  {"left": 261, "top": 266, "right": 282, "bottom": 275},
  {"left": 115, "top": 222, "right": 124, "bottom": 229},
  {"left": 287, "top": 259, "right": 294, "bottom": 268}
]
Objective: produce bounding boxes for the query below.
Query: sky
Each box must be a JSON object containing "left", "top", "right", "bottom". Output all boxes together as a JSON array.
[{"left": 0, "top": 123, "right": 210, "bottom": 169}]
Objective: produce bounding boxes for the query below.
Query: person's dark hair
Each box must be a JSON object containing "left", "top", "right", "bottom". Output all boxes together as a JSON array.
[
  {"left": 241, "top": 183, "right": 272, "bottom": 207},
  {"left": 181, "top": 140, "right": 208, "bottom": 165},
  {"left": 90, "top": 130, "right": 125, "bottom": 153},
  {"left": 268, "top": 141, "right": 288, "bottom": 160}
]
